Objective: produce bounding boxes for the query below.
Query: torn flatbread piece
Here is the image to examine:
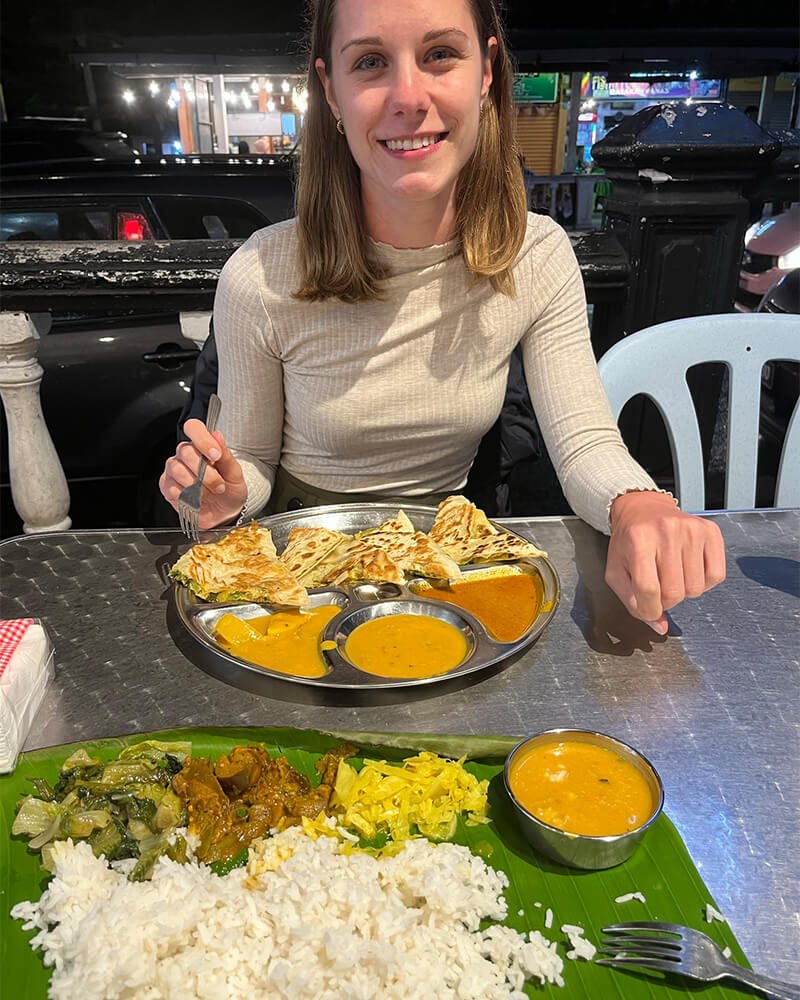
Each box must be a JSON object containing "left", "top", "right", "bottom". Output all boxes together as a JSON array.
[
  {"left": 428, "top": 494, "right": 545, "bottom": 565},
  {"left": 428, "top": 495, "right": 499, "bottom": 564},
  {"left": 170, "top": 521, "right": 309, "bottom": 606},
  {"left": 279, "top": 526, "right": 349, "bottom": 583},
  {"left": 376, "top": 510, "right": 414, "bottom": 534},
  {"left": 468, "top": 533, "right": 548, "bottom": 563},
  {"left": 305, "top": 531, "right": 415, "bottom": 587},
  {"left": 347, "top": 529, "right": 460, "bottom": 581},
  {"left": 301, "top": 537, "right": 357, "bottom": 589},
  {"left": 326, "top": 540, "right": 407, "bottom": 586},
  {"left": 402, "top": 532, "right": 461, "bottom": 580}
]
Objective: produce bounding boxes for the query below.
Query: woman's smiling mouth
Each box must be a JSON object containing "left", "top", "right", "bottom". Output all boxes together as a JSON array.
[{"left": 379, "top": 132, "right": 448, "bottom": 152}]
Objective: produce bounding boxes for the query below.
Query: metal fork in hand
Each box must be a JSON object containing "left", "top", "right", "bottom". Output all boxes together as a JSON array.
[
  {"left": 597, "top": 921, "right": 800, "bottom": 1000},
  {"left": 177, "top": 393, "right": 222, "bottom": 541}
]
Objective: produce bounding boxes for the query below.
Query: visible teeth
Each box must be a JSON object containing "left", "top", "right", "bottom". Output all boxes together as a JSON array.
[{"left": 385, "top": 134, "right": 439, "bottom": 151}]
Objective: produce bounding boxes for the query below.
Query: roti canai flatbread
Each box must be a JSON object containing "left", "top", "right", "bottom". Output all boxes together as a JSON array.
[
  {"left": 375, "top": 510, "right": 414, "bottom": 534},
  {"left": 402, "top": 532, "right": 461, "bottom": 580},
  {"left": 302, "top": 535, "right": 405, "bottom": 587},
  {"left": 428, "top": 495, "right": 499, "bottom": 564},
  {"left": 330, "top": 544, "right": 407, "bottom": 586},
  {"left": 170, "top": 521, "right": 309, "bottom": 606},
  {"left": 428, "top": 495, "right": 546, "bottom": 565},
  {"left": 468, "top": 533, "right": 548, "bottom": 563},
  {"left": 279, "top": 526, "right": 349, "bottom": 583}
]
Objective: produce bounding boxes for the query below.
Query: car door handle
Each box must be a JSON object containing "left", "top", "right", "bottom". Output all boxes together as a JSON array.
[{"left": 142, "top": 344, "right": 200, "bottom": 366}]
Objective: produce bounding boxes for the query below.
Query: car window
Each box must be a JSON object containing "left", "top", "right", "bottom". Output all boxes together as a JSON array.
[
  {"left": 150, "top": 196, "right": 268, "bottom": 239},
  {"left": 1, "top": 208, "right": 115, "bottom": 241}
]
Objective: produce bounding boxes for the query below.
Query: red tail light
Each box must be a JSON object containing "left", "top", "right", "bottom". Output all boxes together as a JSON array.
[{"left": 117, "top": 212, "right": 153, "bottom": 241}]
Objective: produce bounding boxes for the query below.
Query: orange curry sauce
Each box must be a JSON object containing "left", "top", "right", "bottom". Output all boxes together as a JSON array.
[
  {"left": 415, "top": 570, "right": 542, "bottom": 642},
  {"left": 509, "top": 740, "right": 657, "bottom": 837}
]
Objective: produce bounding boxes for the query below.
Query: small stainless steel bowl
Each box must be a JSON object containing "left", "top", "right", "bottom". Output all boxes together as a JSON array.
[{"left": 503, "top": 728, "right": 664, "bottom": 870}]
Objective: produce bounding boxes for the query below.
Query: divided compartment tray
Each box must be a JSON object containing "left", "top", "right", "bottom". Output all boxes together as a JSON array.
[{"left": 173, "top": 503, "right": 560, "bottom": 690}]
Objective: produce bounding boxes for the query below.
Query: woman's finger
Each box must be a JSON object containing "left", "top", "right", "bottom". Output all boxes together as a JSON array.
[
  {"left": 183, "top": 418, "right": 223, "bottom": 463},
  {"left": 703, "top": 521, "right": 727, "bottom": 588},
  {"left": 653, "top": 537, "right": 687, "bottom": 612},
  {"left": 681, "top": 537, "right": 708, "bottom": 598}
]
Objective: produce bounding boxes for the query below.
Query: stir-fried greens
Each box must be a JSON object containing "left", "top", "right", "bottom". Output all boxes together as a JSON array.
[
  {"left": 11, "top": 740, "right": 190, "bottom": 881},
  {"left": 12, "top": 739, "right": 490, "bottom": 881}
]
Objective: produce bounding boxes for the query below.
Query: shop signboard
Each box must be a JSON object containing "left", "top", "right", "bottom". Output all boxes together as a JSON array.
[
  {"left": 227, "top": 111, "right": 283, "bottom": 137},
  {"left": 581, "top": 73, "right": 722, "bottom": 101},
  {"left": 513, "top": 73, "right": 559, "bottom": 103}
]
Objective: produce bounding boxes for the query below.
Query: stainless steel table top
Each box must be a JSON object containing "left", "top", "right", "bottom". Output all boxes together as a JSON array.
[{"left": 2, "top": 510, "right": 798, "bottom": 982}]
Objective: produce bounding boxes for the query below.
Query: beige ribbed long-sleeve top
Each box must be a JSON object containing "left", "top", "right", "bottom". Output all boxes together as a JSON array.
[{"left": 214, "top": 212, "right": 659, "bottom": 534}]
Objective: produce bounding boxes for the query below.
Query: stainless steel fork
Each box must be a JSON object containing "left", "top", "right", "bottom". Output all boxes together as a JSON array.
[
  {"left": 597, "top": 921, "right": 800, "bottom": 1000},
  {"left": 177, "top": 393, "right": 222, "bottom": 541}
]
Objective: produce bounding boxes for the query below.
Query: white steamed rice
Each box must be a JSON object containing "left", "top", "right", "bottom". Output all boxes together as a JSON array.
[{"left": 11, "top": 826, "right": 566, "bottom": 1000}]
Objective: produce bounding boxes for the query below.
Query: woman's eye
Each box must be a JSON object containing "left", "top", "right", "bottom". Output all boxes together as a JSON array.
[
  {"left": 428, "top": 47, "right": 456, "bottom": 63},
  {"left": 355, "top": 54, "right": 384, "bottom": 71}
]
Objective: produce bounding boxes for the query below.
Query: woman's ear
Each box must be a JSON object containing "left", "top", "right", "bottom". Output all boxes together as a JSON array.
[
  {"left": 315, "top": 58, "right": 340, "bottom": 120},
  {"left": 482, "top": 36, "right": 498, "bottom": 99}
]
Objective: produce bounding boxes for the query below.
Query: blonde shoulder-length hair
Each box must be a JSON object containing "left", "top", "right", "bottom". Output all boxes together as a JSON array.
[{"left": 293, "top": 0, "right": 528, "bottom": 302}]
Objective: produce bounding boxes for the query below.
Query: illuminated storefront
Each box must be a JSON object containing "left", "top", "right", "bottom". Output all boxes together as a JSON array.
[{"left": 576, "top": 72, "right": 723, "bottom": 163}]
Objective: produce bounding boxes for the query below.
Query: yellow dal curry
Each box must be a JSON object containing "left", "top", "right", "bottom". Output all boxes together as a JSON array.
[
  {"left": 345, "top": 614, "right": 468, "bottom": 679},
  {"left": 509, "top": 740, "right": 657, "bottom": 836}
]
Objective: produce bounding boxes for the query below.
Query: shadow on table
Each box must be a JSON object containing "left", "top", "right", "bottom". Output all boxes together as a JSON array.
[
  {"left": 737, "top": 556, "right": 800, "bottom": 598},
  {"left": 562, "top": 520, "right": 679, "bottom": 657}
]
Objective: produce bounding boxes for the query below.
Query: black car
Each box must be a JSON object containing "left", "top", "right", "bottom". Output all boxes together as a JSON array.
[
  {"left": 0, "top": 154, "right": 297, "bottom": 537},
  {"left": 1, "top": 118, "right": 138, "bottom": 166},
  {"left": 1, "top": 152, "right": 296, "bottom": 243}
]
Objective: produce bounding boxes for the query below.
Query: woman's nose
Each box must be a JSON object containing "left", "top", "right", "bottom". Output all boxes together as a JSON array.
[{"left": 388, "top": 61, "right": 431, "bottom": 117}]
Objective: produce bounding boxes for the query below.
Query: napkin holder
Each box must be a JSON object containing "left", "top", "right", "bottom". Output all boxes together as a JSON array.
[{"left": 0, "top": 619, "right": 55, "bottom": 773}]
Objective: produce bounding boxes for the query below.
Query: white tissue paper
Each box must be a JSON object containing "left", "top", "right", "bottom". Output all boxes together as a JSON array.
[{"left": 0, "top": 619, "right": 54, "bottom": 773}]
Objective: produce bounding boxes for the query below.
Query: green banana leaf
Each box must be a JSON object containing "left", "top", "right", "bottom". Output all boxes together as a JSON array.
[{"left": 1, "top": 727, "right": 750, "bottom": 999}]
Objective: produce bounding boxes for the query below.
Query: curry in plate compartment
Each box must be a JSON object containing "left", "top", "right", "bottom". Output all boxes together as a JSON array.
[
  {"left": 413, "top": 567, "right": 544, "bottom": 642},
  {"left": 214, "top": 607, "right": 340, "bottom": 678},
  {"left": 344, "top": 614, "right": 469, "bottom": 679}
]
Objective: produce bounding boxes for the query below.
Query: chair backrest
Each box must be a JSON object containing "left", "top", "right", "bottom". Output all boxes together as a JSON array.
[{"left": 597, "top": 313, "right": 800, "bottom": 511}]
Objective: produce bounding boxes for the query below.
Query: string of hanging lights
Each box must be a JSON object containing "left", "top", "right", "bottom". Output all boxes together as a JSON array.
[{"left": 119, "top": 78, "right": 307, "bottom": 110}]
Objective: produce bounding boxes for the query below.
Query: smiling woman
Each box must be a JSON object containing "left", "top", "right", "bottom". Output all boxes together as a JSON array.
[
  {"left": 297, "top": 0, "right": 526, "bottom": 298},
  {"left": 313, "top": 2, "right": 496, "bottom": 250},
  {"left": 159, "top": 0, "right": 727, "bottom": 636}
]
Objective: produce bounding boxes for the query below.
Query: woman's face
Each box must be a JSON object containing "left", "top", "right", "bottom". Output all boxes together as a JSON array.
[{"left": 316, "top": 0, "right": 495, "bottom": 234}]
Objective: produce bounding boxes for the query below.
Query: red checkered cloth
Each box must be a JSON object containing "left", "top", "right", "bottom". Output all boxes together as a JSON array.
[{"left": 0, "top": 619, "right": 35, "bottom": 680}]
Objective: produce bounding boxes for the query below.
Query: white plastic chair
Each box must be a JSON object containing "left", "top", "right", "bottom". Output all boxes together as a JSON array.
[{"left": 597, "top": 313, "right": 800, "bottom": 511}]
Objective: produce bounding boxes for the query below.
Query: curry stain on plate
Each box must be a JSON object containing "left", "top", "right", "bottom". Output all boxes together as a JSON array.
[
  {"left": 413, "top": 567, "right": 544, "bottom": 643},
  {"left": 345, "top": 614, "right": 469, "bottom": 679},
  {"left": 214, "top": 606, "right": 341, "bottom": 678}
]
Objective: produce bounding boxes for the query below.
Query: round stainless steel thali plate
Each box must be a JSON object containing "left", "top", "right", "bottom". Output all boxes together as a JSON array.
[{"left": 173, "top": 503, "right": 560, "bottom": 691}]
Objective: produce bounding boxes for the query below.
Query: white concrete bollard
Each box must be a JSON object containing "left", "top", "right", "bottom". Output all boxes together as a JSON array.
[{"left": 0, "top": 312, "right": 71, "bottom": 533}]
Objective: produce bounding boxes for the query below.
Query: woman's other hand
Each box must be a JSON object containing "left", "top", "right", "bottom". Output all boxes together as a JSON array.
[
  {"left": 159, "top": 419, "right": 248, "bottom": 530},
  {"left": 605, "top": 491, "right": 726, "bottom": 634}
]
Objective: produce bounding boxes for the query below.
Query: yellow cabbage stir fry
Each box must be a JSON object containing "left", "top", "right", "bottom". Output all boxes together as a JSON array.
[
  {"left": 11, "top": 740, "right": 191, "bottom": 882},
  {"left": 330, "top": 751, "right": 490, "bottom": 842},
  {"left": 12, "top": 741, "right": 490, "bottom": 881}
]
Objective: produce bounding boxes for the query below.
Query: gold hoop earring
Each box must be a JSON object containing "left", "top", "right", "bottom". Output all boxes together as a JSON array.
[{"left": 336, "top": 118, "right": 345, "bottom": 135}]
